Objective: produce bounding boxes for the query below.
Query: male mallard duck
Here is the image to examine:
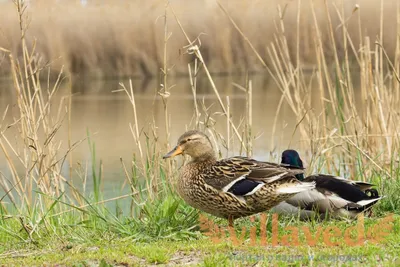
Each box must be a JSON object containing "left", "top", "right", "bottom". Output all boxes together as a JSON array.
[
  {"left": 163, "top": 130, "right": 315, "bottom": 226},
  {"left": 272, "top": 149, "right": 383, "bottom": 220}
]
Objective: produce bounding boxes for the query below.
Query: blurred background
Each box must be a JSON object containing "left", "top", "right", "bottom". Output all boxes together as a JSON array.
[{"left": 0, "top": 0, "right": 398, "bottom": 77}]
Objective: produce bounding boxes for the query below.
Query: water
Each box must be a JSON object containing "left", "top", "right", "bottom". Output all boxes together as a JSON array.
[{"left": 0, "top": 74, "right": 304, "bottom": 204}]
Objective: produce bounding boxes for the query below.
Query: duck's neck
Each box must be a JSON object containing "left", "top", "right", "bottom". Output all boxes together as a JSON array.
[{"left": 191, "top": 152, "right": 217, "bottom": 164}]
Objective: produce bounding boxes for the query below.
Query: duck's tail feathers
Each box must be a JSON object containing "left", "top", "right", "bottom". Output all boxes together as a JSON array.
[
  {"left": 356, "top": 188, "right": 384, "bottom": 210},
  {"left": 277, "top": 181, "right": 315, "bottom": 194},
  {"left": 346, "top": 196, "right": 384, "bottom": 212},
  {"left": 356, "top": 196, "right": 384, "bottom": 209}
]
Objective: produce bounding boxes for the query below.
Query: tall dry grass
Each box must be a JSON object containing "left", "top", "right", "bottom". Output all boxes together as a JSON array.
[
  {"left": 257, "top": 0, "right": 400, "bottom": 181},
  {"left": 0, "top": 0, "right": 398, "bottom": 78},
  {"left": 1, "top": 0, "right": 400, "bottom": 246},
  {"left": 0, "top": 1, "right": 76, "bottom": 240}
]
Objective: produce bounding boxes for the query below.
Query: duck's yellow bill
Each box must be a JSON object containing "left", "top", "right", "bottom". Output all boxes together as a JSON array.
[{"left": 163, "top": 145, "right": 183, "bottom": 159}]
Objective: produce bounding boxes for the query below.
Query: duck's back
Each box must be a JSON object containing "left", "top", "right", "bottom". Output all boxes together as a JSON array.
[{"left": 176, "top": 156, "right": 314, "bottom": 219}]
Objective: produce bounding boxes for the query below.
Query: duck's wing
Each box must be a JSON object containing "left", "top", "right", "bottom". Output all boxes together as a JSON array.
[
  {"left": 303, "top": 174, "right": 379, "bottom": 203},
  {"left": 318, "top": 175, "right": 376, "bottom": 191},
  {"left": 331, "top": 177, "right": 381, "bottom": 199},
  {"left": 202, "top": 156, "right": 312, "bottom": 197}
]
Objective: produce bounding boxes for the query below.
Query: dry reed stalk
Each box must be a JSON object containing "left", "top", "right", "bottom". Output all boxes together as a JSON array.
[
  {"left": 169, "top": 4, "right": 251, "bottom": 154},
  {"left": 113, "top": 2, "right": 183, "bottom": 200},
  {"left": 49, "top": 185, "right": 159, "bottom": 218},
  {"left": 188, "top": 61, "right": 201, "bottom": 129},
  {"left": 160, "top": 0, "right": 173, "bottom": 180},
  {"left": 0, "top": 1, "right": 87, "bottom": 217},
  {"left": 226, "top": 96, "right": 230, "bottom": 156},
  {"left": 113, "top": 81, "right": 154, "bottom": 199},
  {"left": 246, "top": 79, "right": 253, "bottom": 157}
]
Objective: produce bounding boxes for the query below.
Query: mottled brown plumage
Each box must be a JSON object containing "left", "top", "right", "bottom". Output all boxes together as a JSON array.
[{"left": 163, "top": 130, "right": 315, "bottom": 226}]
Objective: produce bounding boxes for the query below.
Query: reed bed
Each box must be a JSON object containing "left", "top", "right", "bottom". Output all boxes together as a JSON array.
[
  {"left": 0, "top": 0, "right": 399, "bottom": 77},
  {"left": 0, "top": 0, "right": 400, "bottom": 261}
]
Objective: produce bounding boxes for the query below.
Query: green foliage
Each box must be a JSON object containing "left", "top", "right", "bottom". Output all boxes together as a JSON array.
[
  {"left": 374, "top": 177, "right": 400, "bottom": 215},
  {"left": 202, "top": 253, "right": 231, "bottom": 267},
  {"left": 123, "top": 191, "right": 200, "bottom": 242},
  {"left": 87, "top": 129, "right": 102, "bottom": 203}
]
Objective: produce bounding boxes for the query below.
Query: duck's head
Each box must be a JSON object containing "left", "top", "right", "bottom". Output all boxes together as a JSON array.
[
  {"left": 163, "top": 130, "right": 215, "bottom": 161},
  {"left": 281, "top": 149, "right": 304, "bottom": 180}
]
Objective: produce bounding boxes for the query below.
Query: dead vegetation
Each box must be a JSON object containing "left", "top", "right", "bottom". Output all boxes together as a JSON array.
[{"left": 0, "top": 0, "right": 398, "bottom": 77}]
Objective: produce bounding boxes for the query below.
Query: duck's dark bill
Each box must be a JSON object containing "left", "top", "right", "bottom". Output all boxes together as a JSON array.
[{"left": 163, "top": 146, "right": 183, "bottom": 159}]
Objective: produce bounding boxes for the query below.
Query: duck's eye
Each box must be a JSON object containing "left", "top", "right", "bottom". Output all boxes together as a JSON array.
[{"left": 187, "top": 138, "right": 191, "bottom": 142}]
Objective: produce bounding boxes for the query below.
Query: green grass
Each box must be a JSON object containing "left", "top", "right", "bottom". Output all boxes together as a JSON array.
[
  {"left": 2, "top": 149, "right": 399, "bottom": 266},
  {"left": 1, "top": 142, "right": 399, "bottom": 266},
  {"left": 1, "top": 212, "right": 399, "bottom": 266},
  {"left": 1, "top": 1, "right": 400, "bottom": 266},
  {"left": 1, "top": 169, "right": 400, "bottom": 266}
]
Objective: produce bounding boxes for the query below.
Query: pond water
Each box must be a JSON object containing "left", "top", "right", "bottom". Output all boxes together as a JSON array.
[{"left": 0, "top": 74, "right": 312, "bottom": 204}]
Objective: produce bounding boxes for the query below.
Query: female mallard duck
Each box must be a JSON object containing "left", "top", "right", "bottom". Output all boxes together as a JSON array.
[
  {"left": 163, "top": 130, "right": 315, "bottom": 226},
  {"left": 272, "top": 149, "right": 383, "bottom": 220}
]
